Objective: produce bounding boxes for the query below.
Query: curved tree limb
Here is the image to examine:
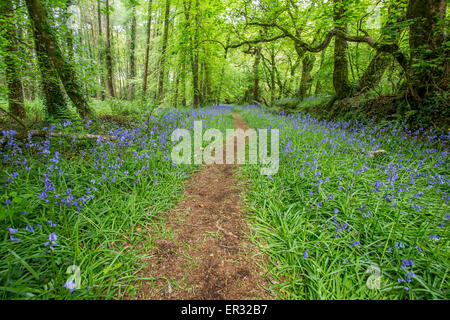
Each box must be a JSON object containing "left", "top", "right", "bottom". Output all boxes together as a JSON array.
[
  {"left": 246, "top": 21, "right": 336, "bottom": 53},
  {"left": 337, "top": 30, "right": 409, "bottom": 72}
]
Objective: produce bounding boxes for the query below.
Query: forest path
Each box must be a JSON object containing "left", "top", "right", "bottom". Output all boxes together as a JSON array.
[{"left": 136, "top": 112, "right": 272, "bottom": 300}]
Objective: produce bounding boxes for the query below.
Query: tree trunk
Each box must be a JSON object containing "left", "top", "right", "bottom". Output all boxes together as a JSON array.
[
  {"left": 96, "top": 0, "right": 106, "bottom": 100},
  {"left": 25, "top": 0, "right": 90, "bottom": 117},
  {"left": 173, "top": 61, "right": 180, "bottom": 107},
  {"left": 157, "top": 0, "right": 171, "bottom": 101},
  {"left": 269, "top": 49, "right": 276, "bottom": 104},
  {"left": 62, "top": 0, "right": 74, "bottom": 60},
  {"left": 314, "top": 48, "right": 326, "bottom": 96},
  {"left": 105, "top": 0, "right": 115, "bottom": 98},
  {"left": 406, "top": 0, "right": 448, "bottom": 102},
  {"left": 126, "top": 2, "right": 137, "bottom": 100},
  {"left": 0, "top": 0, "right": 26, "bottom": 118},
  {"left": 217, "top": 43, "right": 229, "bottom": 103},
  {"left": 142, "top": 0, "right": 153, "bottom": 100},
  {"left": 32, "top": 21, "right": 68, "bottom": 118},
  {"left": 181, "top": 54, "right": 187, "bottom": 107},
  {"left": 253, "top": 47, "right": 261, "bottom": 103},
  {"left": 356, "top": 0, "right": 407, "bottom": 94},
  {"left": 298, "top": 53, "right": 316, "bottom": 99},
  {"left": 333, "top": 0, "right": 351, "bottom": 99},
  {"left": 191, "top": 0, "right": 200, "bottom": 107},
  {"left": 200, "top": 53, "right": 211, "bottom": 104}
]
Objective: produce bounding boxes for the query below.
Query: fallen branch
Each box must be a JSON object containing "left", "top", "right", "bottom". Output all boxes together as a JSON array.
[
  {"left": 13, "top": 130, "right": 116, "bottom": 141},
  {"left": 0, "top": 106, "right": 28, "bottom": 131}
]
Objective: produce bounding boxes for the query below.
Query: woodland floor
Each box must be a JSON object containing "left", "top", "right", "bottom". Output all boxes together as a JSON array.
[{"left": 135, "top": 113, "right": 272, "bottom": 300}]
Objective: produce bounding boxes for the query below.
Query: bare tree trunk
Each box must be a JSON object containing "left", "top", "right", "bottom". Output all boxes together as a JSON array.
[
  {"left": 157, "top": 0, "right": 171, "bottom": 101},
  {"left": 142, "top": 0, "right": 153, "bottom": 100},
  {"left": 0, "top": 0, "right": 26, "bottom": 118}
]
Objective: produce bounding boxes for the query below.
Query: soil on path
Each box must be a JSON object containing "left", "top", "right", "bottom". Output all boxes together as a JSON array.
[{"left": 136, "top": 112, "right": 272, "bottom": 300}]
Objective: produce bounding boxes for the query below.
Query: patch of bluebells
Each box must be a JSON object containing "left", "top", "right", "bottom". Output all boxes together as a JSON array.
[
  {"left": 1, "top": 105, "right": 232, "bottom": 294},
  {"left": 240, "top": 106, "right": 449, "bottom": 298}
]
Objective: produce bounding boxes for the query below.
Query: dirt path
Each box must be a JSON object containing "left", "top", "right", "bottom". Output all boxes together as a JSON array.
[{"left": 136, "top": 112, "right": 271, "bottom": 300}]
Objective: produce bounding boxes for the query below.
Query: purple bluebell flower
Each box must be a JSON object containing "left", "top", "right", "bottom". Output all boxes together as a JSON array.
[
  {"left": 44, "top": 233, "right": 58, "bottom": 250},
  {"left": 429, "top": 234, "right": 440, "bottom": 240},
  {"left": 64, "top": 279, "right": 76, "bottom": 292}
]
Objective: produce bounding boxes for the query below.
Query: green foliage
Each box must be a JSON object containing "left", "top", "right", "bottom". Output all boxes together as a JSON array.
[
  {"left": 273, "top": 98, "right": 301, "bottom": 112},
  {"left": 405, "top": 91, "right": 450, "bottom": 131}
]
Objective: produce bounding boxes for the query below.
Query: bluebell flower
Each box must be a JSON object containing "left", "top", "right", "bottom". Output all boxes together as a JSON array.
[
  {"left": 44, "top": 233, "right": 58, "bottom": 250},
  {"left": 429, "top": 234, "right": 440, "bottom": 240},
  {"left": 350, "top": 241, "right": 360, "bottom": 247},
  {"left": 64, "top": 279, "right": 76, "bottom": 292}
]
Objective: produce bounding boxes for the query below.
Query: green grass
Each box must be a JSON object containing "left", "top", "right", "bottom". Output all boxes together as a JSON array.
[{"left": 236, "top": 106, "right": 449, "bottom": 300}]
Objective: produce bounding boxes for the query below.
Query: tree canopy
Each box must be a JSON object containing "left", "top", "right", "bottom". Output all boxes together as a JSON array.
[{"left": 0, "top": 0, "right": 448, "bottom": 125}]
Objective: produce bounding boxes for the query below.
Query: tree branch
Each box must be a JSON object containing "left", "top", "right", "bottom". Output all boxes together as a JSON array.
[
  {"left": 226, "top": 34, "right": 288, "bottom": 50},
  {"left": 246, "top": 21, "right": 335, "bottom": 53},
  {"left": 0, "top": 106, "right": 28, "bottom": 131}
]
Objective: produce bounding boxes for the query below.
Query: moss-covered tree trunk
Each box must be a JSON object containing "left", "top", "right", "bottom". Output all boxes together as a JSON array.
[
  {"left": 253, "top": 47, "right": 261, "bottom": 103},
  {"left": 96, "top": 0, "right": 105, "bottom": 100},
  {"left": 200, "top": 54, "right": 211, "bottom": 105},
  {"left": 356, "top": 0, "right": 407, "bottom": 94},
  {"left": 333, "top": 0, "right": 351, "bottom": 99},
  {"left": 298, "top": 53, "right": 316, "bottom": 99},
  {"left": 26, "top": 0, "right": 90, "bottom": 118},
  {"left": 181, "top": 54, "right": 187, "bottom": 107},
  {"left": 142, "top": 0, "right": 153, "bottom": 100},
  {"left": 314, "top": 48, "right": 327, "bottom": 96},
  {"left": 269, "top": 49, "right": 275, "bottom": 105},
  {"left": 157, "top": 0, "right": 171, "bottom": 101},
  {"left": 0, "top": 0, "right": 26, "bottom": 118},
  {"left": 191, "top": 0, "right": 200, "bottom": 107},
  {"left": 127, "top": 2, "right": 137, "bottom": 100},
  {"left": 104, "top": 0, "right": 115, "bottom": 98},
  {"left": 406, "top": 0, "right": 448, "bottom": 102}
]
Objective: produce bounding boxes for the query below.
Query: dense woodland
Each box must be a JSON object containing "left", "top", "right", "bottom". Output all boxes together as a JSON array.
[
  {"left": 0, "top": 0, "right": 448, "bottom": 126},
  {"left": 0, "top": 0, "right": 449, "bottom": 301}
]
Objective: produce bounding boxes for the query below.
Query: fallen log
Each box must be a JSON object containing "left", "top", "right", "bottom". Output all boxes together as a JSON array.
[{"left": 24, "top": 130, "right": 116, "bottom": 140}]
